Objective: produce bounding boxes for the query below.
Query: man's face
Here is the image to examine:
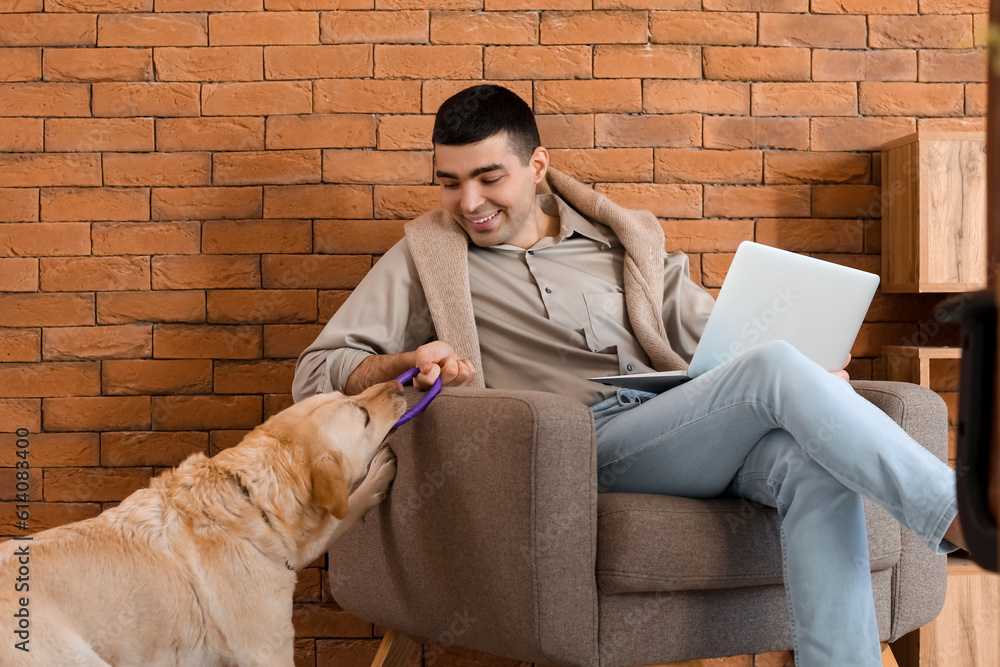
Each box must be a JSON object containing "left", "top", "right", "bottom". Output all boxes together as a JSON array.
[{"left": 434, "top": 133, "right": 548, "bottom": 249}]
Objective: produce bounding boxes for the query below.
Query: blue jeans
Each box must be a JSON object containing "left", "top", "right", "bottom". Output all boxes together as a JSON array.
[{"left": 590, "top": 340, "right": 957, "bottom": 667}]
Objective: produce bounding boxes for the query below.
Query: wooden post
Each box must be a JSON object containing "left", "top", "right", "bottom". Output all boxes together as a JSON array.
[{"left": 371, "top": 629, "right": 419, "bottom": 667}]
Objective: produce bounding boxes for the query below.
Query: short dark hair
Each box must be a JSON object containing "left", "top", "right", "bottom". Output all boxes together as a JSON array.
[{"left": 432, "top": 84, "right": 541, "bottom": 165}]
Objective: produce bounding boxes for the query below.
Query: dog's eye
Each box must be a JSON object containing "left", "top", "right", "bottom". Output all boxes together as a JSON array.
[{"left": 359, "top": 406, "right": 370, "bottom": 427}]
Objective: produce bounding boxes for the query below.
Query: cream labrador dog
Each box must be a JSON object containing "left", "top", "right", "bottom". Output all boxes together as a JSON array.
[{"left": 0, "top": 380, "right": 407, "bottom": 667}]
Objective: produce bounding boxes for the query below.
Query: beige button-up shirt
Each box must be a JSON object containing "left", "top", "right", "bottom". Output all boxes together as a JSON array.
[{"left": 293, "top": 194, "right": 716, "bottom": 407}]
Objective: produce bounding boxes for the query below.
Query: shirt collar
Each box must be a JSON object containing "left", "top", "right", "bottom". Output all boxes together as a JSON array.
[{"left": 539, "top": 194, "right": 613, "bottom": 249}]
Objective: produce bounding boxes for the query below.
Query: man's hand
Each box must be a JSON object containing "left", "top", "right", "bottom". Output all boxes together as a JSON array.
[
  {"left": 830, "top": 353, "right": 851, "bottom": 382},
  {"left": 413, "top": 341, "right": 476, "bottom": 389}
]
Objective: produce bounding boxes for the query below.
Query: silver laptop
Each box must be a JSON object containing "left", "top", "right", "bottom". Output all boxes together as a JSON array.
[{"left": 591, "top": 241, "right": 880, "bottom": 393}]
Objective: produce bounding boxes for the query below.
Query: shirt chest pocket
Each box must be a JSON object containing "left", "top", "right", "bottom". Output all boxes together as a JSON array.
[{"left": 583, "top": 291, "right": 627, "bottom": 353}]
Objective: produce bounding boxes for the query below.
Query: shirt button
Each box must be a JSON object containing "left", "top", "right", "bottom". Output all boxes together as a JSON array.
[
  {"left": 627, "top": 364, "right": 634, "bottom": 372},
  {"left": 528, "top": 250, "right": 534, "bottom": 255},
  {"left": 545, "top": 286, "right": 552, "bottom": 293}
]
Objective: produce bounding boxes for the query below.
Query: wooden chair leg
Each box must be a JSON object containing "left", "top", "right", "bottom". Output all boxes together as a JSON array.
[
  {"left": 371, "top": 629, "right": 419, "bottom": 667},
  {"left": 881, "top": 642, "right": 899, "bottom": 667}
]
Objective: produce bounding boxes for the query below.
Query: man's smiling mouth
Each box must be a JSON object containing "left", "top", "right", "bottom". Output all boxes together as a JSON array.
[{"left": 466, "top": 211, "right": 500, "bottom": 226}]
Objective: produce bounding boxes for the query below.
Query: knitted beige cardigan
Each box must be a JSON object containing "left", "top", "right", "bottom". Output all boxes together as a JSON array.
[{"left": 404, "top": 167, "right": 688, "bottom": 388}]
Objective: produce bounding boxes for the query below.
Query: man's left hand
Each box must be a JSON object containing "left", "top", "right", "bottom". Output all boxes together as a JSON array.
[{"left": 830, "top": 353, "right": 851, "bottom": 382}]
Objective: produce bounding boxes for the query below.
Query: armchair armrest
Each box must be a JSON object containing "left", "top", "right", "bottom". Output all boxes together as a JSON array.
[
  {"left": 328, "top": 387, "right": 599, "bottom": 666},
  {"left": 850, "top": 380, "right": 950, "bottom": 640}
]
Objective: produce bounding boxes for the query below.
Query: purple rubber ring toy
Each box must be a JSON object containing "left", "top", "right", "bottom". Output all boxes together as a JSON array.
[{"left": 393, "top": 367, "right": 442, "bottom": 428}]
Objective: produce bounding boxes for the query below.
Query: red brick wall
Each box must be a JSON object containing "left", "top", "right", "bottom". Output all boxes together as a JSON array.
[{"left": 0, "top": 0, "right": 984, "bottom": 665}]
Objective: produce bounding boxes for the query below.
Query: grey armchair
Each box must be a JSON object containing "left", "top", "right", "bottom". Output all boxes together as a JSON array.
[{"left": 328, "top": 380, "right": 949, "bottom": 666}]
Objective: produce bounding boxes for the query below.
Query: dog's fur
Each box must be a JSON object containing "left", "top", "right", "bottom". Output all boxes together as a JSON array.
[{"left": 0, "top": 381, "right": 406, "bottom": 667}]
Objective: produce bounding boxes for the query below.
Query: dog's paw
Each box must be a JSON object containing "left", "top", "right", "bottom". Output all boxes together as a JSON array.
[{"left": 351, "top": 447, "right": 397, "bottom": 514}]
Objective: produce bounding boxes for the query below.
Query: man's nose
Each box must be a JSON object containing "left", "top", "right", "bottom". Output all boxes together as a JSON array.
[{"left": 461, "top": 184, "right": 484, "bottom": 213}]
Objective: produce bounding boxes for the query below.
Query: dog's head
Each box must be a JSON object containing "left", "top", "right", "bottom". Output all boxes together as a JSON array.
[{"left": 260, "top": 381, "right": 406, "bottom": 519}]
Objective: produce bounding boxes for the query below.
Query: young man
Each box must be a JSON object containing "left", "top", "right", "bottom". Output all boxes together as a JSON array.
[{"left": 293, "top": 84, "right": 964, "bottom": 666}]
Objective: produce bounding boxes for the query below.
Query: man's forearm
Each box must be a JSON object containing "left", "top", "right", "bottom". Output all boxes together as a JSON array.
[{"left": 344, "top": 352, "right": 418, "bottom": 395}]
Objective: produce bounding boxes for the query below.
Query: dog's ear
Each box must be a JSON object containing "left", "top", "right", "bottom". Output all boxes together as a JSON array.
[{"left": 312, "top": 452, "right": 349, "bottom": 519}]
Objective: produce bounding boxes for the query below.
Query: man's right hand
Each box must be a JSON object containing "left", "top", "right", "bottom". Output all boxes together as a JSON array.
[{"left": 413, "top": 341, "right": 476, "bottom": 390}]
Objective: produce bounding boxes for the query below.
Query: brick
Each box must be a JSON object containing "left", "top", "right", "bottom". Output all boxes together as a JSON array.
[
  {"left": 0, "top": 119, "right": 43, "bottom": 152},
  {"left": 101, "top": 431, "right": 208, "bottom": 467},
  {"left": 373, "top": 184, "right": 438, "bottom": 218},
  {"left": 0, "top": 258, "right": 37, "bottom": 291},
  {"left": 812, "top": 184, "right": 881, "bottom": 219},
  {"left": 869, "top": 15, "right": 973, "bottom": 49},
  {"left": 315, "top": 639, "right": 380, "bottom": 665},
  {"left": 47, "top": 0, "right": 151, "bottom": 10},
  {"left": 811, "top": 117, "right": 916, "bottom": 152},
  {"left": 0, "top": 223, "right": 89, "bottom": 257},
  {"left": 594, "top": 0, "right": 698, "bottom": 7},
  {"left": 484, "top": 44, "right": 589, "bottom": 79},
  {"left": 0, "top": 432, "right": 98, "bottom": 467},
  {"left": 209, "top": 11, "right": 319, "bottom": 45},
  {"left": 0, "top": 500, "right": 99, "bottom": 531},
  {"left": 0, "top": 47, "right": 40, "bottom": 82},
  {"left": 44, "top": 467, "right": 152, "bottom": 502},
  {"left": 0, "top": 398, "right": 41, "bottom": 432},
  {"left": 703, "top": 47, "right": 810, "bottom": 81},
  {"left": 548, "top": 148, "right": 653, "bottom": 182},
  {"left": 0, "top": 0, "right": 39, "bottom": 9},
  {"left": 314, "top": 219, "right": 405, "bottom": 254},
  {"left": 157, "top": 117, "right": 265, "bottom": 152},
  {"left": 154, "top": 324, "right": 261, "bottom": 359},
  {"left": 700, "top": 252, "right": 733, "bottom": 287},
  {"left": 318, "top": 290, "right": 350, "bottom": 322},
  {"left": 214, "top": 360, "right": 296, "bottom": 394},
  {"left": 92, "top": 221, "right": 201, "bottom": 255},
  {"left": 486, "top": 0, "right": 586, "bottom": 8},
  {"left": 374, "top": 44, "right": 481, "bottom": 79},
  {"left": 704, "top": 185, "right": 810, "bottom": 218},
  {"left": 918, "top": 49, "right": 986, "bottom": 82},
  {"left": 152, "top": 186, "right": 263, "bottom": 221},
  {"left": 643, "top": 80, "right": 749, "bottom": 115},
  {"left": 0, "top": 14, "right": 96, "bottom": 47},
  {"left": 42, "top": 325, "right": 151, "bottom": 361},
  {"left": 151, "top": 255, "right": 261, "bottom": 289},
  {"left": 92, "top": 81, "right": 200, "bottom": 117},
  {"left": 764, "top": 152, "right": 870, "bottom": 184},
  {"left": 264, "top": 324, "right": 323, "bottom": 358},
  {"left": 202, "top": 81, "right": 311, "bottom": 116},
  {"left": 322, "top": 149, "right": 432, "bottom": 184},
  {"left": 378, "top": 0, "right": 479, "bottom": 8},
  {"left": 213, "top": 150, "right": 320, "bottom": 186},
  {"left": 265, "top": 45, "right": 372, "bottom": 79},
  {"left": 43, "top": 396, "right": 150, "bottom": 432},
  {"left": 594, "top": 45, "right": 699, "bottom": 79},
  {"left": 98, "top": 13, "right": 208, "bottom": 47},
  {"left": 536, "top": 114, "right": 594, "bottom": 148},
  {"left": 41, "top": 187, "right": 149, "bottom": 222},
  {"left": 320, "top": 10, "right": 427, "bottom": 43},
  {"left": 0, "top": 329, "right": 40, "bottom": 363},
  {"left": 974, "top": 13, "right": 988, "bottom": 47},
  {"left": 594, "top": 114, "right": 700, "bottom": 148},
  {"left": 267, "top": 0, "right": 371, "bottom": 6},
  {"left": 541, "top": 10, "right": 646, "bottom": 44},
  {"left": 203, "top": 219, "right": 311, "bottom": 254},
  {"left": 650, "top": 11, "right": 755, "bottom": 45},
  {"left": 45, "top": 118, "right": 155, "bottom": 152},
  {"left": 813, "top": 49, "right": 917, "bottom": 82},
  {"left": 40, "top": 257, "right": 149, "bottom": 292},
  {"left": 703, "top": 0, "right": 805, "bottom": 7},
  {"left": 422, "top": 79, "right": 532, "bottom": 112},
  {"left": 314, "top": 80, "right": 421, "bottom": 113},
  {"left": 155, "top": 46, "right": 261, "bottom": 82},
  {"left": 266, "top": 114, "right": 373, "bottom": 151},
  {"left": 751, "top": 82, "right": 857, "bottom": 116},
  {"left": 812, "top": 0, "right": 915, "bottom": 10},
  {"left": 151, "top": 395, "right": 262, "bottom": 430},
  {"left": 430, "top": 10, "right": 537, "bottom": 45},
  {"left": 97, "top": 290, "right": 205, "bottom": 325},
  {"left": 261, "top": 254, "right": 370, "bottom": 289},
  {"left": 859, "top": 82, "right": 964, "bottom": 116},
  {"left": 376, "top": 115, "right": 432, "bottom": 150},
  {"left": 293, "top": 604, "right": 372, "bottom": 638},
  {"left": 755, "top": 218, "right": 864, "bottom": 253},
  {"left": 207, "top": 289, "right": 317, "bottom": 324},
  {"left": 920, "top": 0, "right": 987, "bottom": 12},
  {"left": 159, "top": 0, "right": 260, "bottom": 9},
  {"left": 0, "top": 83, "right": 90, "bottom": 116},
  {"left": 966, "top": 82, "right": 987, "bottom": 115},
  {"left": 703, "top": 117, "right": 809, "bottom": 150},
  {"left": 103, "top": 153, "right": 210, "bottom": 187},
  {"left": 655, "top": 149, "right": 762, "bottom": 184},
  {"left": 43, "top": 47, "right": 151, "bottom": 82},
  {"left": 759, "top": 13, "right": 867, "bottom": 48},
  {"left": 0, "top": 362, "right": 99, "bottom": 397},
  {"left": 595, "top": 183, "right": 701, "bottom": 218},
  {"left": 0, "top": 188, "right": 38, "bottom": 221},
  {"left": 209, "top": 429, "right": 251, "bottom": 453},
  {"left": 264, "top": 184, "right": 372, "bottom": 218},
  {"left": 535, "top": 79, "right": 641, "bottom": 114},
  {"left": 103, "top": 360, "right": 213, "bottom": 396},
  {"left": 661, "top": 218, "right": 754, "bottom": 252}
]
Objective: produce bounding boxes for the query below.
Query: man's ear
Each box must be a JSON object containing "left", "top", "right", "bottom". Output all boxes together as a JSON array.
[
  {"left": 312, "top": 452, "right": 349, "bottom": 519},
  {"left": 531, "top": 145, "right": 550, "bottom": 184}
]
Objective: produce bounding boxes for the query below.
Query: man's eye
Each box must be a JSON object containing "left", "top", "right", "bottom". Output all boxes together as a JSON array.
[
  {"left": 482, "top": 178, "right": 501, "bottom": 185},
  {"left": 441, "top": 182, "right": 459, "bottom": 190}
]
